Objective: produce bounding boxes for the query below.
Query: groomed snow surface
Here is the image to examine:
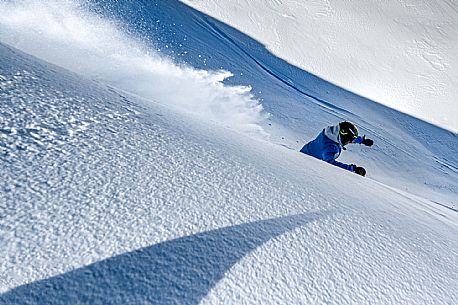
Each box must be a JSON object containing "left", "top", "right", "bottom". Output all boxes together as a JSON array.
[{"left": 1, "top": 1, "right": 458, "bottom": 304}]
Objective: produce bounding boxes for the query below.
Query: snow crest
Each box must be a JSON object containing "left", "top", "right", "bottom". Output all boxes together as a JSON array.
[{"left": 0, "top": 0, "right": 268, "bottom": 137}]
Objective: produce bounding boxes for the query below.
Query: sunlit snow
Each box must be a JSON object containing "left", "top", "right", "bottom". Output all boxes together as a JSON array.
[{"left": 1, "top": 0, "right": 457, "bottom": 304}]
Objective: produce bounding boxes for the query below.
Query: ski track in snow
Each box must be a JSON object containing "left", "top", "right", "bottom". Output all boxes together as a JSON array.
[{"left": 182, "top": 0, "right": 458, "bottom": 133}]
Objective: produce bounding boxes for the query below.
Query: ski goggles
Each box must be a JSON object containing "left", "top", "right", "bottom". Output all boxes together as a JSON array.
[{"left": 340, "top": 129, "right": 358, "bottom": 139}]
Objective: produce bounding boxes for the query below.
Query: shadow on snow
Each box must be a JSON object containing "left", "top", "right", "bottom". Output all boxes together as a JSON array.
[{"left": 0, "top": 212, "right": 321, "bottom": 305}]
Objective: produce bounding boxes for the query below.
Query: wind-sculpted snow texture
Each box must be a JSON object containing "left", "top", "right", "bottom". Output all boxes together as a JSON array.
[
  {"left": 1, "top": 42, "right": 458, "bottom": 305},
  {"left": 2, "top": 0, "right": 457, "bottom": 209},
  {"left": 1, "top": 0, "right": 458, "bottom": 304},
  {"left": 0, "top": 0, "right": 267, "bottom": 137},
  {"left": 1, "top": 211, "right": 321, "bottom": 305}
]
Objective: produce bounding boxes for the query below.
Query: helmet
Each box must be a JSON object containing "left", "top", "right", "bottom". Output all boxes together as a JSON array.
[{"left": 339, "top": 121, "right": 358, "bottom": 145}]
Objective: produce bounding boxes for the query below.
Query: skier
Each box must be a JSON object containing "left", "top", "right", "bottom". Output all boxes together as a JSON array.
[{"left": 300, "top": 121, "right": 373, "bottom": 176}]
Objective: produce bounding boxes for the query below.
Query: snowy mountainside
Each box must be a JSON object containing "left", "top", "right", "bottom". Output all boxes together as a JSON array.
[
  {"left": 1, "top": 0, "right": 458, "bottom": 304},
  {"left": 83, "top": 0, "right": 458, "bottom": 209},
  {"left": 1, "top": 0, "right": 456, "bottom": 209},
  {"left": 182, "top": 0, "right": 458, "bottom": 133},
  {"left": 1, "top": 41, "right": 458, "bottom": 305}
]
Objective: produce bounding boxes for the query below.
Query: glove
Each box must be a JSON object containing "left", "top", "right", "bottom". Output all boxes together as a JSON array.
[
  {"left": 354, "top": 166, "right": 366, "bottom": 177},
  {"left": 362, "top": 136, "right": 374, "bottom": 147}
]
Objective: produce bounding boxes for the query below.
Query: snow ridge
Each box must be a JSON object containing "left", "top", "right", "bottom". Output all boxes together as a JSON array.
[
  {"left": 2, "top": 0, "right": 458, "bottom": 304},
  {"left": 0, "top": 0, "right": 268, "bottom": 137}
]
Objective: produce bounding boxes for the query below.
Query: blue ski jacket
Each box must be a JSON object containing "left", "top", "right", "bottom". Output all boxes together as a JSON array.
[{"left": 300, "top": 125, "right": 364, "bottom": 172}]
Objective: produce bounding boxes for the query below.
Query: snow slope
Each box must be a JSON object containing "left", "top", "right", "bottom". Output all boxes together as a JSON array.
[
  {"left": 2, "top": 0, "right": 456, "bottom": 209},
  {"left": 182, "top": 0, "right": 458, "bottom": 133},
  {"left": 0, "top": 0, "right": 267, "bottom": 137},
  {"left": 1, "top": 0, "right": 458, "bottom": 304},
  {"left": 1, "top": 40, "right": 458, "bottom": 305}
]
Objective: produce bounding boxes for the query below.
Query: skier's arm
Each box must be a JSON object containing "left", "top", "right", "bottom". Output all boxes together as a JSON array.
[
  {"left": 352, "top": 136, "right": 373, "bottom": 146},
  {"left": 322, "top": 150, "right": 356, "bottom": 172},
  {"left": 352, "top": 136, "right": 364, "bottom": 144}
]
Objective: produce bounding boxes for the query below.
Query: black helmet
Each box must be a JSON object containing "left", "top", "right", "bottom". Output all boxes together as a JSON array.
[{"left": 339, "top": 121, "right": 358, "bottom": 145}]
